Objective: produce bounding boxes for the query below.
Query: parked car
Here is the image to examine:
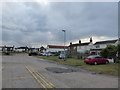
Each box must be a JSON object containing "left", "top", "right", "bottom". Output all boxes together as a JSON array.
[
  {"left": 46, "top": 53, "right": 54, "bottom": 56},
  {"left": 58, "top": 53, "right": 66, "bottom": 59},
  {"left": 107, "top": 58, "right": 114, "bottom": 62},
  {"left": 42, "top": 52, "right": 47, "bottom": 56},
  {"left": 28, "top": 49, "right": 39, "bottom": 56},
  {"left": 84, "top": 55, "right": 109, "bottom": 65},
  {"left": 38, "top": 52, "right": 43, "bottom": 56},
  {"left": 54, "top": 53, "right": 60, "bottom": 56},
  {"left": 3, "top": 50, "right": 10, "bottom": 55}
]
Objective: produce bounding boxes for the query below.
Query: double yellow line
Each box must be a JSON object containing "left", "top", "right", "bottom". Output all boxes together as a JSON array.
[{"left": 25, "top": 65, "right": 56, "bottom": 89}]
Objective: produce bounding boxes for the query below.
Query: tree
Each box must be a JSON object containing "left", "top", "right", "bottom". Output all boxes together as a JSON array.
[
  {"left": 100, "top": 45, "right": 117, "bottom": 63},
  {"left": 118, "top": 44, "right": 120, "bottom": 60},
  {"left": 100, "top": 48, "right": 108, "bottom": 58}
]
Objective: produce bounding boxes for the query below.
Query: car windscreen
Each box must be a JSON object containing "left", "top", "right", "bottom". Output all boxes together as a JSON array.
[{"left": 87, "top": 56, "right": 95, "bottom": 58}]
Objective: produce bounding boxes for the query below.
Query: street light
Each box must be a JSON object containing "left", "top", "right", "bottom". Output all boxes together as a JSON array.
[{"left": 62, "top": 30, "right": 66, "bottom": 61}]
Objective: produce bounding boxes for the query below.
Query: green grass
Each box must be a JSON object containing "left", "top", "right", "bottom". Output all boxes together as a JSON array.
[{"left": 36, "top": 56, "right": 119, "bottom": 76}]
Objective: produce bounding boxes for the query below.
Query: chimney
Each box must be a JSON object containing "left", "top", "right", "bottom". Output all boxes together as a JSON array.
[
  {"left": 79, "top": 40, "right": 81, "bottom": 44},
  {"left": 90, "top": 37, "right": 92, "bottom": 42}
]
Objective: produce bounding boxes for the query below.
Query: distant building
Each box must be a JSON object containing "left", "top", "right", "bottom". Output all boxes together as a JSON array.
[
  {"left": 68, "top": 38, "right": 119, "bottom": 58},
  {"left": 40, "top": 46, "right": 46, "bottom": 52},
  {"left": 47, "top": 45, "right": 68, "bottom": 53},
  {"left": 0, "top": 45, "right": 14, "bottom": 51},
  {"left": 15, "top": 46, "right": 29, "bottom": 52},
  {"left": 0, "top": 46, "right": 3, "bottom": 51},
  {"left": 90, "top": 39, "right": 118, "bottom": 55}
]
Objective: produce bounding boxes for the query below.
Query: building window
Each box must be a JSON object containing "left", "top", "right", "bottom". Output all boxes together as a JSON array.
[
  {"left": 74, "top": 47, "right": 76, "bottom": 50},
  {"left": 78, "top": 46, "right": 81, "bottom": 49},
  {"left": 96, "top": 45, "right": 100, "bottom": 48}
]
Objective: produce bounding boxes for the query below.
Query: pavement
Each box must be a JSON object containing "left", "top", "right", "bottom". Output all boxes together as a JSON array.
[{"left": 2, "top": 53, "right": 118, "bottom": 88}]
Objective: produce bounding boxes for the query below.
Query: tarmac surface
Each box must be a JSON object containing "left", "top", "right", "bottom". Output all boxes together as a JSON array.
[{"left": 2, "top": 53, "right": 118, "bottom": 88}]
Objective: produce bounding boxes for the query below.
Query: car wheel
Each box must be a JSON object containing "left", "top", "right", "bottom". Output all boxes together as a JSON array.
[
  {"left": 106, "top": 60, "right": 109, "bottom": 64},
  {"left": 94, "top": 61, "right": 98, "bottom": 65},
  {"left": 29, "top": 54, "right": 31, "bottom": 56}
]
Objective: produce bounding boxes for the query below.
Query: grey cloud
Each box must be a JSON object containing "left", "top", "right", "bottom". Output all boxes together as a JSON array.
[
  {"left": 49, "top": 2, "right": 118, "bottom": 40},
  {"left": 2, "top": 2, "right": 118, "bottom": 46}
]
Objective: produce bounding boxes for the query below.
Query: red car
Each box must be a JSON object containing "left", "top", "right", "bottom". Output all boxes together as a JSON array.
[{"left": 84, "top": 55, "right": 109, "bottom": 65}]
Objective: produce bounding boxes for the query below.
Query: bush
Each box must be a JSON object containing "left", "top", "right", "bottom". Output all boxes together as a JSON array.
[{"left": 100, "top": 45, "right": 118, "bottom": 63}]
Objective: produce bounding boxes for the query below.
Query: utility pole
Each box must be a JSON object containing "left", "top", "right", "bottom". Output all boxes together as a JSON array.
[{"left": 62, "top": 30, "right": 66, "bottom": 61}]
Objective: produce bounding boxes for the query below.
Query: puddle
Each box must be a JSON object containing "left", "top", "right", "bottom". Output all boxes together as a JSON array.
[{"left": 45, "top": 67, "right": 77, "bottom": 73}]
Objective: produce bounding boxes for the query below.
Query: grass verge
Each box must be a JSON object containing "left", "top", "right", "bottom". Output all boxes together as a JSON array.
[{"left": 36, "top": 56, "right": 119, "bottom": 76}]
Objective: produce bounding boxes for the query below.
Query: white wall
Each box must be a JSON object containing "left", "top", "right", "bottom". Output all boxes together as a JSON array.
[
  {"left": 93, "top": 43, "right": 116, "bottom": 49},
  {"left": 77, "top": 43, "right": 93, "bottom": 53},
  {"left": 77, "top": 46, "right": 88, "bottom": 53},
  {"left": 15, "top": 49, "right": 23, "bottom": 51},
  {"left": 47, "top": 48, "right": 67, "bottom": 52},
  {"left": 115, "top": 41, "right": 119, "bottom": 46}
]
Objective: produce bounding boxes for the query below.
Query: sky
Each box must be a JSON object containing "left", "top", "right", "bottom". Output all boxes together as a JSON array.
[{"left": 1, "top": 1, "right": 118, "bottom": 47}]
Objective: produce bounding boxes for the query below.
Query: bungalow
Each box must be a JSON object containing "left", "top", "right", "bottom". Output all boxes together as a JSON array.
[
  {"left": 47, "top": 45, "right": 68, "bottom": 53},
  {"left": 0, "top": 46, "right": 3, "bottom": 51},
  {"left": 15, "top": 46, "right": 29, "bottom": 52},
  {"left": 1, "top": 45, "right": 14, "bottom": 51},
  {"left": 1, "top": 45, "right": 14, "bottom": 55},
  {"left": 90, "top": 39, "right": 118, "bottom": 55}
]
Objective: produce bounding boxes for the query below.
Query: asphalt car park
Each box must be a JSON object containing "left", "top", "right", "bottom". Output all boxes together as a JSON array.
[{"left": 2, "top": 53, "right": 118, "bottom": 88}]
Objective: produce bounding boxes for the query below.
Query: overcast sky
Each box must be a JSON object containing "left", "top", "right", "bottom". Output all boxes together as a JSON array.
[{"left": 1, "top": 2, "right": 118, "bottom": 47}]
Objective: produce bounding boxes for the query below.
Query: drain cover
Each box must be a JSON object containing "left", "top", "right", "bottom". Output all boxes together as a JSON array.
[{"left": 45, "top": 67, "right": 76, "bottom": 73}]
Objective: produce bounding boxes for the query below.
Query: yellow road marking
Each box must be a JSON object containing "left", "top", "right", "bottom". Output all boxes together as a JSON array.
[
  {"left": 29, "top": 66, "right": 53, "bottom": 88},
  {"left": 25, "top": 65, "right": 56, "bottom": 89},
  {"left": 25, "top": 65, "right": 47, "bottom": 89},
  {"left": 37, "top": 71, "right": 56, "bottom": 88},
  {"left": 29, "top": 66, "right": 56, "bottom": 88}
]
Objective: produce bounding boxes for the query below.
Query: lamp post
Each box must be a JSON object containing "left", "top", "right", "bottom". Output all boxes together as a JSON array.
[{"left": 62, "top": 30, "right": 66, "bottom": 60}]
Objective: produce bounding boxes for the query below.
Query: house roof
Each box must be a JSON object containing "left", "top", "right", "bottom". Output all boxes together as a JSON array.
[
  {"left": 94, "top": 39, "right": 117, "bottom": 45},
  {"left": 0, "top": 46, "right": 14, "bottom": 48},
  {"left": 16, "top": 47, "right": 28, "bottom": 49},
  {"left": 47, "top": 45, "right": 68, "bottom": 49},
  {"left": 69, "top": 42, "right": 90, "bottom": 47},
  {"left": 0, "top": 46, "right": 3, "bottom": 48}
]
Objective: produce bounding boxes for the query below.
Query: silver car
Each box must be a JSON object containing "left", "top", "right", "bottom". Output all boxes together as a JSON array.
[{"left": 59, "top": 53, "right": 65, "bottom": 59}]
